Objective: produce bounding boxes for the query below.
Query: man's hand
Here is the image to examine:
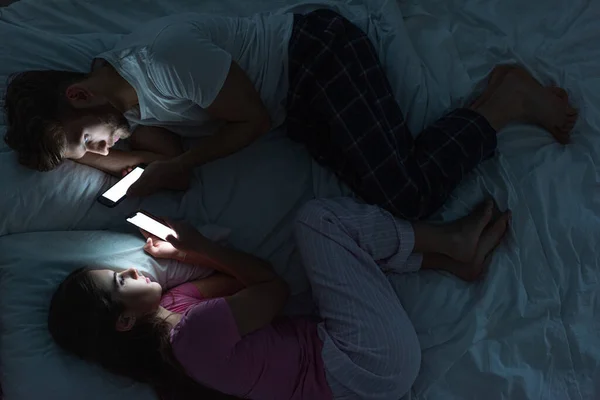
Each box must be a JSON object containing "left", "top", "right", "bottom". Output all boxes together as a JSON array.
[
  {"left": 127, "top": 159, "right": 191, "bottom": 197},
  {"left": 121, "top": 166, "right": 134, "bottom": 177}
]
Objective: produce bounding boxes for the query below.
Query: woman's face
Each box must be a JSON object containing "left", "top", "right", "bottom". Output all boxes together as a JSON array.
[{"left": 89, "top": 268, "right": 163, "bottom": 315}]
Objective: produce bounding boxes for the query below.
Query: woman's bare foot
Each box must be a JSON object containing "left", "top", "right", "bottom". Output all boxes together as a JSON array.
[
  {"left": 548, "top": 86, "right": 579, "bottom": 143},
  {"left": 438, "top": 211, "right": 511, "bottom": 281},
  {"left": 471, "top": 65, "right": 578, "bottom": 143},
  {"left": 440, "top": 199, "right": 494, "bottom": 263},
  {"left": 472, "top": 211, "right": 512, "bottom": 268}
]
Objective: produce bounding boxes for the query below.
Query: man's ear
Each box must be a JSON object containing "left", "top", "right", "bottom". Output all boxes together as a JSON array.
[
  {"left": 65, "top": 84, "right": 94, "bottom": 108},
  {"left": 116, "top": 313, "right": 136, "bottom": 332}
]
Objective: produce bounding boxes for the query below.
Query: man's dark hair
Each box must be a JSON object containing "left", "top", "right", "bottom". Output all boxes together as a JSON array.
[{"left": 3, "top": 70, "right": 86, "bottom": 171}]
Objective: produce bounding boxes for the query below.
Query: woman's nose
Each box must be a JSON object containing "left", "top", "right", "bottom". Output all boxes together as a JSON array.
[{"left": 125, "top": 268, "right": 139, "bottom": 279}]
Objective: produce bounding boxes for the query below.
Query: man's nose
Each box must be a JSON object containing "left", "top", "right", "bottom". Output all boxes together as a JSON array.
[{"left": 90, "top": 140, "right": 109, "bottom": 155}]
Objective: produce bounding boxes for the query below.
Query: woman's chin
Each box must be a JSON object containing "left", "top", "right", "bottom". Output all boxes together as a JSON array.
[{"left": 150, "top": 282, "right": 163, "bottom": 293}]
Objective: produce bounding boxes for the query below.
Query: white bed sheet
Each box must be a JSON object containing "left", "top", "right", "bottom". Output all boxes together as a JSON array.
[
  {"left": 1, "top": 0, "right": 600, "bottom": 399},
  {"left": 390, "top": 0, "right": 600, "bottom": 399}
]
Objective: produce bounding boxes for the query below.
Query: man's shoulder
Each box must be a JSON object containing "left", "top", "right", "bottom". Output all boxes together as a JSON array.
[
  {"left": 147, "top": 15, "right": 226, "bottom": 63},
  {"left": 106, "top": 14, "right": 208, "bottom": 55}
]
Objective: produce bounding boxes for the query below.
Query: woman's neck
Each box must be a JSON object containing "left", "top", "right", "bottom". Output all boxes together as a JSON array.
[{"left": 156, "top": 306, "right": 182, "bottom": 329}]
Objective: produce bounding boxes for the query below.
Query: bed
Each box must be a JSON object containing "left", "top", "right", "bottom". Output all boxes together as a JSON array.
[{"left": 1, "top": 0, "right": 599, "bottom": 399}]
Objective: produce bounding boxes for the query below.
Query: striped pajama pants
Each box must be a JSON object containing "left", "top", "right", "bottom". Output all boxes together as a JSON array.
[{"left": 295, "top": 197, "right": 423, "bottom": 400}]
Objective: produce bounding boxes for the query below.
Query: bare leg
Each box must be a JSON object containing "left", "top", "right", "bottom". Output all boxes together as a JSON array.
[
  {"left": 470, "top": 65, "right": 578, "bottom": 143},
  {"left": 412, "top": 199, "right": 494, "bottom": 263},
  {"left": 419, "top": 211, "right": 511, "bottom": 281}
]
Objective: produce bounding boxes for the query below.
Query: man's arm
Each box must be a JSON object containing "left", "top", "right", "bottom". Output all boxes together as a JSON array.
[
  {"left": 175, "top": 61, "right": 271, "bottom": 169},
  {"left": 76, "top": 126, "right": 183, "bottom": 176},
  {"left": 75, "top": 149, "right": 168, "bottom": 177},
  {"left": 130, "top": 125, "right": 184, "bottom": 158}
]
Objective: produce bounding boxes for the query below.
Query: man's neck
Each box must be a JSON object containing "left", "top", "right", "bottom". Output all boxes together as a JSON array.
[{"left": 88, "top": 66, "right": 139, "bottom": 113}]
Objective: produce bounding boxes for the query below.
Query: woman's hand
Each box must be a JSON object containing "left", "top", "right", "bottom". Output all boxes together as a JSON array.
[
  {"left": 139, "top": 218, "right": 209, "bottom": 261},
  {"left": 163, "top": 220, "right": 210, "bottom": 253},
  {"left": 140, "top": 229, "right": 187, "bottom": 261}
]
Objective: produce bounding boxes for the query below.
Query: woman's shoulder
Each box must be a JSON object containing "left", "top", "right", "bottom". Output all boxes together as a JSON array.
[
  {"left": 166, "top": 282, "right": 204, "bottom": 297},
  {"left": 170, "top": 297, "right": 240, "bottom": 353},
  {"left": 160, "top": 282, "right": 205, "bottom": 312}
]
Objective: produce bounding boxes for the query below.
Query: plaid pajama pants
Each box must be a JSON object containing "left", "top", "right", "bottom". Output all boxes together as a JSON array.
[{"left": 286, "top": 10, "right": 497, "bottom": 220}]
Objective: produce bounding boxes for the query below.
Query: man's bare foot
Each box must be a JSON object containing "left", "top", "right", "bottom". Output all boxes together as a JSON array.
[
  {"left": 470, "top": 65, "right": 513, "bottom": 110},
  {"left": 440, "top": 211, "right": 511, "bottom": 281},
  {"left": 440, "top": 199, "right": 494, "bottom": 263},
  {"left": 471, "top": 65, "right": 578, "bottom": 143}
]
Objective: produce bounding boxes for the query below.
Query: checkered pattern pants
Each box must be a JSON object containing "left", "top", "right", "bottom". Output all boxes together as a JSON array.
[{"left": 286, "top": 10, "right": 497, "bottom": 220}]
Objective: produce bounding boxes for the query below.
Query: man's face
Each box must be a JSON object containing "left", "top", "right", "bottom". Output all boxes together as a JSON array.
[{"left": 62, "top": 107, "right": 131, "bottom": 159}]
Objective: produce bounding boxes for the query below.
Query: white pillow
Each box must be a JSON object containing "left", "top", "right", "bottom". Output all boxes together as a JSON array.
[
  {"left": 0, "top": 152, "right": 119, "bottom": 235},
  {"left": 0, "top": 230, "right": 215, "bottom": 400},
  {"left": 0, "top": 150, "right": 200, "bottom": 236}
]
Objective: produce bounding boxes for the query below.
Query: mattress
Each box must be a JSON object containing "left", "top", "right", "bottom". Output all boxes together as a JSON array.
[{"left": 1, "top": 0, "right": 600, "bottom": 399}]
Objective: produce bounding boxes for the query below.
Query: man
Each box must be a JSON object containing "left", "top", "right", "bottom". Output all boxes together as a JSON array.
[{"left": 3, "top": 10, "right": 578, "bottom": 220}]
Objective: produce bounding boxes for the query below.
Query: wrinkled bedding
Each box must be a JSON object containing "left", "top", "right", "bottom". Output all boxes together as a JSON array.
[{"left": 1, "top": 0, "right": 599, "bottom": 399}]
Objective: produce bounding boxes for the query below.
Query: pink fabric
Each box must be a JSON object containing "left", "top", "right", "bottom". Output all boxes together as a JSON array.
[
  {"left": 160, "top": 282, "right": 205, "bottom": 313},
  {"left": 161, "top": 283, "right": 332, "bottom": 400}
]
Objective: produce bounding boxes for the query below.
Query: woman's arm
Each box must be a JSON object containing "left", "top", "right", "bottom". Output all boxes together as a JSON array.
[
  {"left": 224, "top": 280, "right": 289, "bottom": 336},
  {"left": 190, "top": 273, "right": 245, "bottom": 299},
  {"left": 184, "top": 236, "right": 278, "bottom": 286},
  {"left": 184, "top": 237, "right": 289, "bottom": 336}
]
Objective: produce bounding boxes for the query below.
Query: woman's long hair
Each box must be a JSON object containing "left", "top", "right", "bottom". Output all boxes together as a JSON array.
[{"left": 48, "top": 268, "right": 239, "bottom": 400}]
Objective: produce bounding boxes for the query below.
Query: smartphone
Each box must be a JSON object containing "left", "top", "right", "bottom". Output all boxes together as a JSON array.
[
  {"left": 126, "top": 211, "right": 176, "bottom": 241},
  {"left": 97, "top": 165, "right": 146, "bottom": 208}
]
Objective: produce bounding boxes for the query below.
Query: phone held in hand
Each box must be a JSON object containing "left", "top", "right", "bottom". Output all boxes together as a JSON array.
[
  {"left": 126, "top": 210, "right": 176, "bottom": 241},
  {"left": 97, "top": 164, "right": 146, "bottom": 208}
]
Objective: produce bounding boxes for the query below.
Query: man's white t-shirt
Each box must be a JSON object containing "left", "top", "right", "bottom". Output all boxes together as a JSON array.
[{"left": 93, "top": 13, "right": 294, "bottom": 137}]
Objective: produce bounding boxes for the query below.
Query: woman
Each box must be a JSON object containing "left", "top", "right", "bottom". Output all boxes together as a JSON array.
[{"left": 48, "top": 198, "right": 510, "bottom": 399}]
